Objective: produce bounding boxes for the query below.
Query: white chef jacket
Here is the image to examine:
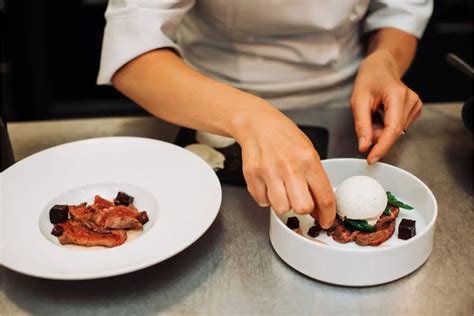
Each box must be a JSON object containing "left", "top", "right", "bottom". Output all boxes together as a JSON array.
[{"left": 97, "top": 0, "right": 433, "bottom": 110}]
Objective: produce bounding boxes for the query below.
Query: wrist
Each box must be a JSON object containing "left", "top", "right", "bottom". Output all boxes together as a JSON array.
[
  {"left": 228, "top": 96, "right": 282, "bottom": 145},
  {"left": 363, "top": 49, "right": 401, "bottom": 78}
]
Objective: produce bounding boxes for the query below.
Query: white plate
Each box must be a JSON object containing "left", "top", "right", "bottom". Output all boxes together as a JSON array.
[
  {"left": 0, "top": 137, "right": 222, "bottom": 280},
  {"left": 270, "top": 158, "right": 437, "bottom": 286}
]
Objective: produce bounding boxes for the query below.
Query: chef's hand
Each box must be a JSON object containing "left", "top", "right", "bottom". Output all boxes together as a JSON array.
[
  {"left": 233, "top": 107, "right": 336, "bottom": 228},
  {"left": 112, "top": 48, "right": 336, "bottom": 226},
  {"left": 350, "top": 50, "right": 422, "bottom": 164}
]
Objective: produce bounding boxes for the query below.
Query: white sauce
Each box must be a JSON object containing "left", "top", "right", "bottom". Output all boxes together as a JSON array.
[
  {"left": 196, "top": 131, "right": 236, "bottom": 148},
  {"left": 185, "top": 143, "right": 226, "bottom": 171}
]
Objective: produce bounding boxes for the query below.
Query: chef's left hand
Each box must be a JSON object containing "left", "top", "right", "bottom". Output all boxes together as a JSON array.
[{"left": 350, "top": 50, "right": 423, "bottom": 164}]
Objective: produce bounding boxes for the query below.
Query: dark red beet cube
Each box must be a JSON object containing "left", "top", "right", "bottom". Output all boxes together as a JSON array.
[
  {"left": 49, "top": 205, "right": 69, "bottom": 224},
  {"left": 51, "top": 224, "right": 64, "bottom": 237},
  {"left": 114, "top": 191, "right": 134, "bottom": 206},
  {"left": 286, "top": 217, "right": 300, "bottom": 229},
  {"left": 137, "top": 211, "right": 149, "bottom": 225},
  {"left": 398, "top": 219, "right": 416, "bottom": 240},
  {"left": 313, "top": 220, "right": 322, "bottom": 229},
  {"left": 308, "top": 225, "right": 321, "bottom": 238}
]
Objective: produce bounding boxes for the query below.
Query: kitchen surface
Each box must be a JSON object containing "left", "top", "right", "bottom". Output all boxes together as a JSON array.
[
  {"left": 1, "top": 103, "right": 472, "bottom": 315},
  {"left": 2, "top": 0, "right": 473, "bottom": 314}
]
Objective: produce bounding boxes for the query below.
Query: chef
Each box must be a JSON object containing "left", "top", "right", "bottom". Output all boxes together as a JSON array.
[{"left": 98, "top": 0, "right": 432, "bottom": 228}]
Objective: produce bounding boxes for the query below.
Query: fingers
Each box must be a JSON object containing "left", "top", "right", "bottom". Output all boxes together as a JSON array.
[
  {"left": 405, "top": 97, "right": 423, "bottom": 129},
  {"left": 267, "top": 179, "right": 290, "bottom": 214},
  {"left": 240, "top": 122, "right": 336, "bottom": 226},
  {"left": 243, "top": 162, "right": 270, "bottom": 207},
  {"left": 307, "top": 164, "right": 336, "bottom": 229},
  {"left": 285, "top": 175, "right": 315, "bottom": 215},
  {"left": 371, "top": 124, "right": 384, "bottom": 142},
  {"left": 351, "top": 93, "right": 374, "bottom": 152},
  {"left": 367, "top": 89, "right": 405, "bottom": 164},
  {"left": 243, "top": 146, "right": 335, "bottom": 230},
  {"left": 246, "top": 178, "right": 269, "bottom": 207}
]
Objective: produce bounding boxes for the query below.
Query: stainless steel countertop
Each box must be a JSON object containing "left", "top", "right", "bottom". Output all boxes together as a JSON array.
[{"left": 1, "top": 103, "right": 473, "bottom": 315}]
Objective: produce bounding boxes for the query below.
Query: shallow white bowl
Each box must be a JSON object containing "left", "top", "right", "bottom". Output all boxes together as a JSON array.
[
  {"left": 1, "top": 137, "right": 221, "bottom": 280},
  {"left": 269, "top": 158, "right": 437, "bottom": 286}
]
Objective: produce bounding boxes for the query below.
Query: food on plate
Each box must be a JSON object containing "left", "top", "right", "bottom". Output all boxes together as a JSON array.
[
  {"left": 326, "top": 176, "right": 414, "bottom": 246},
  {"left": 114, "top": 191, "right": 134, "bottom": 206},
  {"left": 49, "top": 191, "right": 149, "bottom": 248},
  {"left": 54, "top": 220, "right": 128, "bottom": 247},
  {"left": 185, "top": 143, "right": 226, "bottom": 170},
  {"left": 196, "top": 131, "right": 236, "bottom": 148},
  {"left": 68, "top": 197, "right": 145, "bottom": 230},
  {"left": 398, "top": 219, "right": 416, "bottom": 240},
  {"left": 286, "top": 216, "right": 300, "bottom": 229},
  {"left": 49, "top": 204, "right": 69, "bottom": 224},
  {"left": 307, "top": 223, "right": 321, "bottom": 238},
  {"left": 335, "top": 175, "right": 388, "bottom": 226}
]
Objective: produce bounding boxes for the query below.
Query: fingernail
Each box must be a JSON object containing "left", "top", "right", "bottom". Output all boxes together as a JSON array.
[
  {"left": 370, "top": 156, "right": 379, "bottom": 164},
  {"left": 358, "top": 137, "right": 365, "bottom": 150}
]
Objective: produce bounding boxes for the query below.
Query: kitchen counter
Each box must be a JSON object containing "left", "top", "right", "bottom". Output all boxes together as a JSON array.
[{"left": 1, "top": 103, "right": 472, "bottom": 315}]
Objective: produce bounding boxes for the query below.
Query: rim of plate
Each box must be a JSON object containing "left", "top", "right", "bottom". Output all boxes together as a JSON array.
[
  {"left": 1, "top": 136, "right": 222, "bottom": 280},
  {"left": 272, "top": 158, "right": 438, "bottom": 253}
]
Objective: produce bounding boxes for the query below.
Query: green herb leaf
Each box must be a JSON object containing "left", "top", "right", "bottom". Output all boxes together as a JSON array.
[
  {"left": 343, "top": 218, "right": 376, "bottom": 232},
  {"left": 383, "top": 206, "right": 392, "bottom": 215},
  {"left": 386, "top": 191, "right": 414, "bottom": 210}
]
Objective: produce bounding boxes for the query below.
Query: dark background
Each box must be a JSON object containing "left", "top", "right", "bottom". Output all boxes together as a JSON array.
[{"left": 1, "top": 0, "right": 473, "bottom": 122}]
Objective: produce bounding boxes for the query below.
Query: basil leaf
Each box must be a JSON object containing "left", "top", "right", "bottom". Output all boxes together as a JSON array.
[
  {"left": 343, "top": 219, "right": 376, "bottom": 232},
  {"left": 383, "top": 206, "right": 392, "bottom": 215},
  {"left": 386, "top": 191, "right": 414, "bottom": 210}
]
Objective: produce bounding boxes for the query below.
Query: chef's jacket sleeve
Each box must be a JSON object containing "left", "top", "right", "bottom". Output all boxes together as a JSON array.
[
  {"left": 363, "top": 0, "right": 433, "bottom": 39},
  {"left": 97, "top": 0, "right": 194, "bottom": 85}
]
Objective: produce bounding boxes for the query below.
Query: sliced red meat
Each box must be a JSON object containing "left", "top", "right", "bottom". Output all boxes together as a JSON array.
[
  {"left": 52, "top": 194, "right": 149, "bottom": 248},
  {"left": 91, "top": 205, "right": 143, "bottom": 230},
  {"left": 327, "top": 217, "right": 359, "bottom": 243},
  {"left": 68, "top": 203, "right": 100, "bottom": 231},
  {"left": 329, "top": 206, "right": 400, "bottom": 246},
  {"left": 69, "top": 198, "right": 146, "bottom": 231},
  {"left": 93, "top": 195, "right": 114, "bottom": 209},
  {"left": 58, "top": 220, "right": 127, "bottom": 247},
  {"left": 68, "top": 203, "right": 92, "bottom": 219},
  {"left": 377, "top": 206, "right": 400, "bottom": 225},
  {"left": 355, "top": 221, "right": 396, "bottom": 246}
]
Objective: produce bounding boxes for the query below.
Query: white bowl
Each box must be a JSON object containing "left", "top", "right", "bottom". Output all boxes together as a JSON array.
[{"left": 269, "top": 158, "right": 437, "bottom": 286}]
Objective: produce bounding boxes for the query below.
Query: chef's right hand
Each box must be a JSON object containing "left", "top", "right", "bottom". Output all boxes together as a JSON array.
[{"left": 232, "top": 103, "right": 336, "bottom": 229}]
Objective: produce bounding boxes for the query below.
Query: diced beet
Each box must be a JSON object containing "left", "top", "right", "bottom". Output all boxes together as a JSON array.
[
  {"left": 398, "top": 219, "right": 416, "bottom": 240},
  {"left": 308, "top": 225, "right": 321, "bottom": 238},
  {"left": 313, "top": 220, "right": 322, "bottom": 229},
  {"left": 51, "top": 224, "right": 64, "bottom": 237},
  {"left": 286, "top": 217, "right": 300, "bottom": 230},
  {"left": 137, "top": 211, "right": 149, "bottom": 225},
  {"left": 114, "top": 191, "right": 134, "bottom": 206},
  {"left": 49, "top": 205, "right": 69, "bottom": 224}
]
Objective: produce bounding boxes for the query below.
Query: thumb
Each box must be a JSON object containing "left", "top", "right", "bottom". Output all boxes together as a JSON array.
[{"left": 350, "top": 94, "right": 374, "bottom": 152}]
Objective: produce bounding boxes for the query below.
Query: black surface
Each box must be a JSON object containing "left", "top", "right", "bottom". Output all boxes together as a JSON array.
[
  {"left": 175, "top": 125, "right": 329, "bottom": 186},
  {"left": 3, "top": 0, "right": 472, "bottom": 121},
  {"left": 1, "top": 118, "right": 15, "bottom": 171}
]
